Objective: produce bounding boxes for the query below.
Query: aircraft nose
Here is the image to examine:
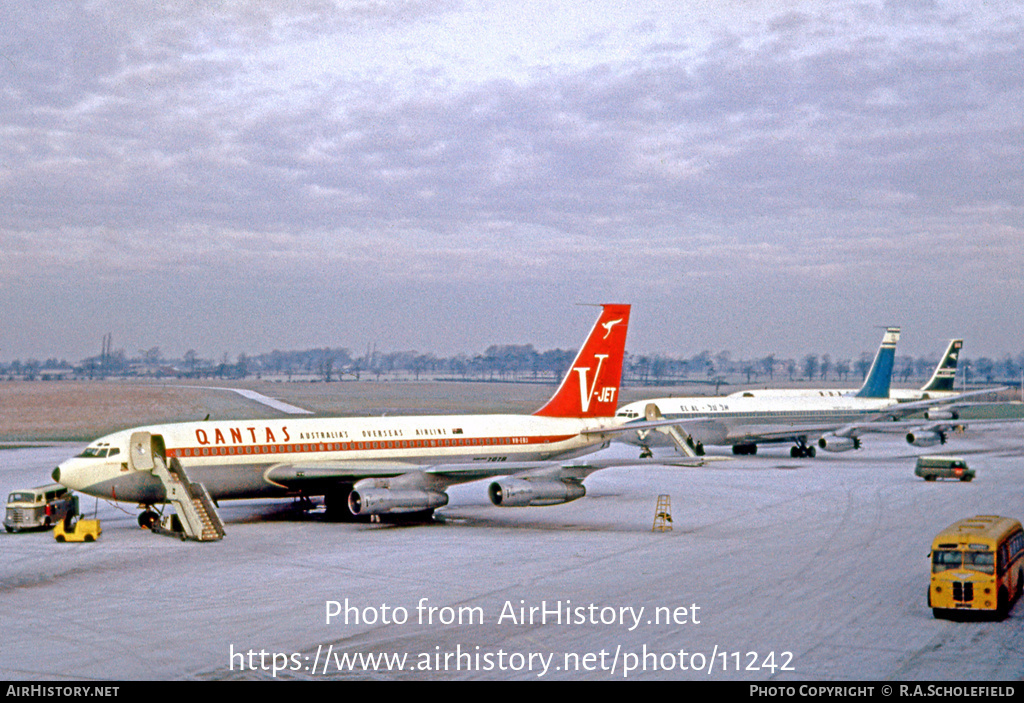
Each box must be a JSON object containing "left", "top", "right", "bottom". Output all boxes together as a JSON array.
[{"left": 52, "top": 459, "right": 84, "bottom": 490}]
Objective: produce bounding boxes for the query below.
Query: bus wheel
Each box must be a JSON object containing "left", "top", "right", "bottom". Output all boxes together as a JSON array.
[{"left": 996, "top": 589, "right": 1009, "bottom": 621}]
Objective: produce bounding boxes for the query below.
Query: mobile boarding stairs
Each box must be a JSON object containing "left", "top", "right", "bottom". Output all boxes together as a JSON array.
[{"left": 130, "top": 432, "right": 225, "bottom": 542}]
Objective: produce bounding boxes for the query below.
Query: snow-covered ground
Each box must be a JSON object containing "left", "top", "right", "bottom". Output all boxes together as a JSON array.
[{"left": 2, "top": 424, "right": 1022, "bottom": 681}]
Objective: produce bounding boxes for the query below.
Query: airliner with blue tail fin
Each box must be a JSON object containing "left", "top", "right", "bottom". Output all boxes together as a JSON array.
[{"left": 615, "top": 329, "right": 998, "bottom": 458}]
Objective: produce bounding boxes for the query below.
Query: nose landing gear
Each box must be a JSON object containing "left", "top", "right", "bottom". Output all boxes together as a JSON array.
[{"left": 138, "top": 508, "right": 160, "bottom": 529}]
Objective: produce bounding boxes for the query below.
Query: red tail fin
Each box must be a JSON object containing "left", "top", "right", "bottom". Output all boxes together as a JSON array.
[{"left": 533, "top": 304, "right": 631, "bottom": 418}]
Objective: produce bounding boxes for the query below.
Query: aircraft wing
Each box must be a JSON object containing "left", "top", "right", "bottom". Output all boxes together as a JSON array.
[
  {"left": 833, "top": 387, "right": 1011, "bottom": 440},
  {"left": 841, "top": 416, "right": 1021, "bottom": 444},
  {"left": 860, "top": 386, "right": 1008, "bottom": 422},
  {"left": 581, "top": 417, "right": 694, "bottom": 436},
  {"left": 263, "top": 455, "right": 709, "bottom": 492}
]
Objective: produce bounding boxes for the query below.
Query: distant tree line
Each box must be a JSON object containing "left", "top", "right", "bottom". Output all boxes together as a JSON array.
[{"left": 4, "top": 340, "right": 1024, "bottom": 388}]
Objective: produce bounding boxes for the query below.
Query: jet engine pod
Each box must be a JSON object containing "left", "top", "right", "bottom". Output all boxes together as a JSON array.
[
  {"left": 487, "top": 478, "right": 586, "bottom": 507},
  {"left": 817, "top": 434, "right": 861, "bottom": 452},
  {"left": 348, "top": 488, "right": 449, "bottom": 516},
  {"left": 906, "top": 430, "right": 946, "bottom": 447}
]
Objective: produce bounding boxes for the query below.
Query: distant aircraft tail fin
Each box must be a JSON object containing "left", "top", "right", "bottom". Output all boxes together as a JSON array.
[
  {"left": 855, "top": 327, "right": 900, "bottom": 398},
  {"left": 533, "top": 304, "right": 631, "bottom": 418},
  {"left": 920, "top": 340, "right": 962, "bottom": 393}
]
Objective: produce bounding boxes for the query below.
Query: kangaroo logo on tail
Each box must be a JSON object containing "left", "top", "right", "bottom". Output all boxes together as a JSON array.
[
  {"left": 534, "top": 304, "right": 631, "bottom": 419},
  {"left": 601, "top": 319, "right": 623, "bottom": 339}
]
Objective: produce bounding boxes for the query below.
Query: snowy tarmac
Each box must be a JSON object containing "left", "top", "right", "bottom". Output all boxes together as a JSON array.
[{"left": 1, "top": 423, "right": 1022, "bottom": 681}]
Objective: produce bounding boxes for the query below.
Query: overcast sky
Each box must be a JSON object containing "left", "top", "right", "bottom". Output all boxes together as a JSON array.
[{"left": 2, "top": 0, "right": 1022, "bottom": 364}]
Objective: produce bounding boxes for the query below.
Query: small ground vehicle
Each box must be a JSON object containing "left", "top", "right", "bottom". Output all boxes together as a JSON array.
[
  {"left": 5, "top": 484, "right": 79, "bottom": 533},
  {"left": 929, "top": 515, "right": 1024, "bottom": 620},
  {"left": 54, "top": 517, "right": 102, "bottom": 542},
  {"left": 915, "top": 456, "right": 974, "bottom": 482}
]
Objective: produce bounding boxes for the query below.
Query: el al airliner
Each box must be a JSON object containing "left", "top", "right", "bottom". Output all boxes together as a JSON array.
[{"left": 616, "top": 329, "right": 997, "bottom": 459}]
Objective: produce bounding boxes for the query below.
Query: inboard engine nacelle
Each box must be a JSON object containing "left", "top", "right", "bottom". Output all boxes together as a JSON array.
[
  {"left": 488, "top": 478, "right": 586, "bottom": 507},
  {"left": 906, "top": 430, "right": 946, "bottom": 447},
  {"left": 817, "top": 434, "right": 861, "bottom": 452}
]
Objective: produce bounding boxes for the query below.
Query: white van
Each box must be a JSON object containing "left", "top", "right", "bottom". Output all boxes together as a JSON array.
[{"left": 5, "top": 483, "right": 79, "bottom": 532}]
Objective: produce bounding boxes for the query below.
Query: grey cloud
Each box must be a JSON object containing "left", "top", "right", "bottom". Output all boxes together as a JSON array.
[
  {"left": 3, "top": 2, "right": 1023, "bottom": 360},
  {"left": 6, "top": 2, "right": 1022, "bottom": 238},
  {"left": 1, "top": 5, "right": 122, "bottom": 111}
]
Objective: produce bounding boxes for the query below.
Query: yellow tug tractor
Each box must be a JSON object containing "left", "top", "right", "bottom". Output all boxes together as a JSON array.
[{"left": 54, "top": 512, "right": 102, "bottom": 543}]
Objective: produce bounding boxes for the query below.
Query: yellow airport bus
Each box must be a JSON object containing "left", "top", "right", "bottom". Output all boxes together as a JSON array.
[{"left": 929, "top": 515, "right": 1024, "bottom": 620}]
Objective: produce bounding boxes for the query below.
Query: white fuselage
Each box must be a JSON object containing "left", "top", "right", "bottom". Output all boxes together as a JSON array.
[
  {"left": 616, "top": 394, "right": 898, "bottom": 448},
  {"left": 726, "top": 388, "right": 957, "bottom": 401},
  {"left": 55, "top": 413, "right": 619, "bottom": 504}
]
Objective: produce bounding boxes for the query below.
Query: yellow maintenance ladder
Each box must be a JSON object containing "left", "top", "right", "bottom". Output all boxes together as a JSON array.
[{"left": 652, "top": 494, "right": 673, "bottom": 532}]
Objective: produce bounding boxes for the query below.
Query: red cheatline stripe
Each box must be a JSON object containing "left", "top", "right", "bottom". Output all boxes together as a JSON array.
[{"left": 166, "top": 434, "right": 578, "bottom": 458}]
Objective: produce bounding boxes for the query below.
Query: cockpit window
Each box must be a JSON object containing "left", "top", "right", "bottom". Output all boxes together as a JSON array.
[{"left": 77, "top": 447, "right": 108, "bottom": 458}]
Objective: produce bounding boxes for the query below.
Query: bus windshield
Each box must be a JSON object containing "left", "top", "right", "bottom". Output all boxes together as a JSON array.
[
  {"left": 932, "top": 549, "right": 995, "bottom": 574},
  {"left": 964, "top": 550, "right": 995, "bottom": 574},
  {"left": 932, "top": 550, "right": 962, "bottom": 573}
]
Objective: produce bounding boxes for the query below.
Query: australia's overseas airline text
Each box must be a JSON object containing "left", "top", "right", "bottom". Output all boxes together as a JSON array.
[
  {"left": 168, "top": 424, "right": 548, "bottom": 458},
  {"left": 187, "top": 424, "right": 462, "bottom": 446}
]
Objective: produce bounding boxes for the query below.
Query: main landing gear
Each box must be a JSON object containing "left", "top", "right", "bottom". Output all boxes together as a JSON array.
[{"left": 790, "top": 441, "right": 816, "bottom": 458}]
